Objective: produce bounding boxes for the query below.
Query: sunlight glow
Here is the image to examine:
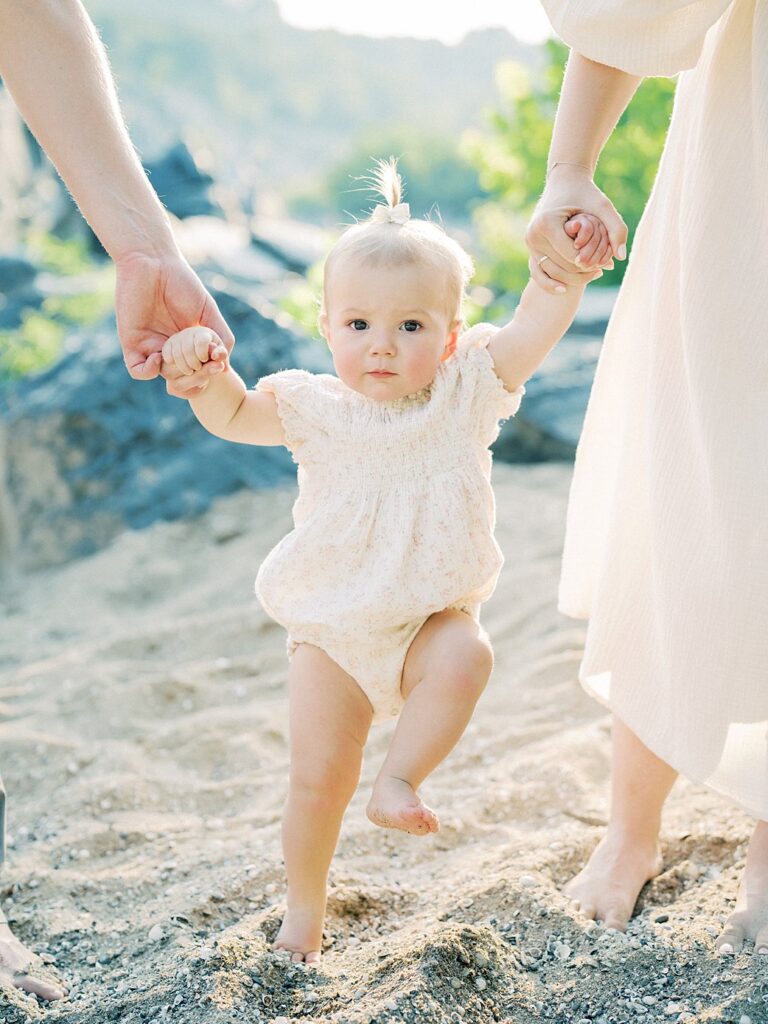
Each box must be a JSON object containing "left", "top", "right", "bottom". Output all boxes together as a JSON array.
[{"left": 275, "top": 0, "right": 553, "bottom": 46}]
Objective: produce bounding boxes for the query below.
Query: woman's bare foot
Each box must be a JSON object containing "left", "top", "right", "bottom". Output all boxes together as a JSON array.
[
  {"left": 0, "top": 921, "right": 65, "bottom": 1001},
  {"left": 565, "top": 831, "right": 663, "bottom": 931},
  {"left": 274, "top": 903, "right": 323, "bottom": 965},
  {"left": 366, "top": 776, "right": 439, "bottom": 836},
  {"left": 717, "top": 820, "right": 768, "bottom": 955}
]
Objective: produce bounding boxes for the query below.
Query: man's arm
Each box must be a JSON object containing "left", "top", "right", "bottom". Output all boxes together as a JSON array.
[
  {"left": 0, "top": 0, "right": 173, "bottom": 261},
  {"left": 0, "top": 0, "right": 234, "bottom": 381}
]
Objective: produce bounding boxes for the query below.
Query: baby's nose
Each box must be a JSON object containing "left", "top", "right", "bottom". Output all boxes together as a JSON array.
[{"left": 369, "top": 332, "right": 396, "bottom": 355}]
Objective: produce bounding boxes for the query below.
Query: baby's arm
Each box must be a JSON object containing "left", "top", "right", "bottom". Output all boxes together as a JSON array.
[
  {"left": 488, "top": 213, "right": 607, "bottom": 393},
  {"left": 161, "top": 327, "right": 286, "bottom": 446}
]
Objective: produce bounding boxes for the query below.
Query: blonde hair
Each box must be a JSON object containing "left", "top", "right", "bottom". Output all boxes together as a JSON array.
[{"left": 322, "top": 158, "right": 474, "bottom": 322}]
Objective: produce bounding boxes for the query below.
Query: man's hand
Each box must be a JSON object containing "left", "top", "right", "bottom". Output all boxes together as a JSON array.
[{"left": 114, "top": 250, "right": 234, "bottom": 381}]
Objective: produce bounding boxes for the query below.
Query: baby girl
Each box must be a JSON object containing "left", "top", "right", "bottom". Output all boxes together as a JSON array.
[{"left": 160, "top": 160, "right": 610, "bottom": 963}]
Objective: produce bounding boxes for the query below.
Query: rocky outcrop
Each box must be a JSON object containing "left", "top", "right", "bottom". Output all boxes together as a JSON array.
[
  {"left": 144, "top": 142, "right": 222, "bottom": 220},
  {"left": 2, "top": 292, "right": 301, "bottom": 573}
]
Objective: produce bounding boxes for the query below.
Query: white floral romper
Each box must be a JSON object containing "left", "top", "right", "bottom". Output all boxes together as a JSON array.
[{"left": 255, "top": 324, "right": 524, "bottom": 723}]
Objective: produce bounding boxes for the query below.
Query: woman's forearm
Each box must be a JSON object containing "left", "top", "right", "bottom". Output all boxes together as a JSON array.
[
  {"left": 548, "top": 53, "right": 643, "bottom": 173},
  {"left": 0, "top": 0, "right": 178, "bottom": 261}
]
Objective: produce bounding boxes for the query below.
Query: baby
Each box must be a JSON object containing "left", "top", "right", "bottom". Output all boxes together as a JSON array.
[{"left": 161, "top": 160, "right": 610, "bottom": 964}]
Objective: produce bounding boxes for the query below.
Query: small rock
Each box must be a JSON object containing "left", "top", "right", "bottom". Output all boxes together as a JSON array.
[
  {"left": 553, "top": 942, "right": 572, "bottom": 961},
  {"left": 739, "top": 1017, "right": 752, "bottom": 1024},
  {"left": 642, "top": 996, "right": 657, "bottom": 1005},
  {"left": 520, "top": 875, "right": 536, "bottom": 888},
  {"left": 383, "top": 998, "right": 398, "bottom": 1011},
  {"left": 274, "top": 1018, "right": 291, "bottom": 1024},
  {"left": 148, "top": 924, "right": 165, "bottom": 942},
  {"left": 450, "top": 979, "right": 462, "bottom": 989},
  {"left": 304, "top": 992, "right": 319, "bottom": 1003},
  {"left": 475, "top": 977, "right": 487, "bottom": 991},
  {"left": 654, "top": 914, "right": 669, "bottom": 924},
  {"left": 665, "top": 1004, "right": 685, "bottom": 1016}
]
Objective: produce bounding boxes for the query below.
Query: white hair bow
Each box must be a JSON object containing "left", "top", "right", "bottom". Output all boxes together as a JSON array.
[{"left": 371, "top": 202, "right": 410, "bottom": 225}]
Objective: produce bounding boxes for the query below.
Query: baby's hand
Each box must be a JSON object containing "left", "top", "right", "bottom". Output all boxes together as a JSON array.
[
  {"left": 160, "top": 327, "right": 229, "bottom": 396},
  {"left": 564, "top": 213, "right": 614, "bottom": 272}
]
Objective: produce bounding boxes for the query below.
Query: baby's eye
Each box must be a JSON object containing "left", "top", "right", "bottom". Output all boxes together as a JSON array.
[
  {"left": 348, "top": 319, "right": 369, "bottom": 331},
  {"left": 400, "top": 320, "right": 422, "bottom": 333}
]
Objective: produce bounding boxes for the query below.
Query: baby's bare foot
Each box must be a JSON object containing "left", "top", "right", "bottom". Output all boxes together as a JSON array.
[
  {"left": 717, "top": 821, "right": 768, "bottom": 956},
  {"left": 0, "top": 922, "right": 66, "bottom": 1001},
  {"left": 366, "top": 776, "right": 439, "bottom": 836},
  {"left": 274, "top": 904, "right": 323, "bottom": 965},
  {"left": 565, "top": 832, "right": 663, "bottom": 931}
]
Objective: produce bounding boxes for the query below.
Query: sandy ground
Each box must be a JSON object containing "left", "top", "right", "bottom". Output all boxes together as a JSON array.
[{"left": 0, "top": 463, "right": 765, "bottom": 1024}]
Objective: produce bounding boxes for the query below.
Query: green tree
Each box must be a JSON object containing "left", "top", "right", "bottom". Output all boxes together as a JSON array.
[
  {"left": 288, "top": 128, "right": 487, "bottom": 225},
  {"left": 463, "top": 41, "right": 676, "bottom": 298}
]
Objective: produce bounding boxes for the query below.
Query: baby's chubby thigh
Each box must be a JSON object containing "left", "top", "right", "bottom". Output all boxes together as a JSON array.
[{"left": 400, "top": 608, "right": 494, "bottom": 704}]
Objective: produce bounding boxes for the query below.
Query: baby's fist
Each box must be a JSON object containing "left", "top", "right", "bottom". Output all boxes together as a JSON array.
[
  {"left": 564, "top": 213, "right": 614, "bottom": 271},
  {"left": 161, "top": 326, "right": 228, "bottom": 375}
]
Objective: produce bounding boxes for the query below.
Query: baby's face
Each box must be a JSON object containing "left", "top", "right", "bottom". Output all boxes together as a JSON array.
[{"left": 322, "top": 259, "right": 459, "bottom": 402}]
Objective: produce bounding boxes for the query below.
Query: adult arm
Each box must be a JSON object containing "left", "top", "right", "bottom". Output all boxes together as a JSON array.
[
  {"left": 0, "top": 0, "right": 233, "bottom": 381},
  {"left": 528, "top": 0, "right": 733, "bottom": 290},
  {"left": 526, "top": 53, "right": 641, "bottom": 292}
]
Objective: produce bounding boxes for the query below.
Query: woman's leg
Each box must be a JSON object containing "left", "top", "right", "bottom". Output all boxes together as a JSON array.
[
  {"left": 565, "top": 714, "right": 677, "bottom": 930},
  {"left": 275, "top": 643, "right": 373, "bottom": 963},
  {"left": 717, "top": 820, "right": 768, "bottom": 955},
  {"left": 367, "top": 610, "right": 493, "bottom": 835}
]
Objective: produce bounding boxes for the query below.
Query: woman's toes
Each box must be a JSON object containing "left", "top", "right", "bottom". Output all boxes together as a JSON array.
[
  {"left": 716, "top": 924, "right": 745, "bottom": 955},
  {"left": 305, "top": 951, "right": 322, "bottom": 966},
  {"left": 755, "top": 925, "right": 768, "bottom": 955}
]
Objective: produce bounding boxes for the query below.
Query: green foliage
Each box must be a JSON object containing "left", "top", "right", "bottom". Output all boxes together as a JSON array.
[
  {"left": 464, "top": 41, "right": 676, "bottom": 292},
  {"left": 27, "top": 231, "right": 93, "bottom": 276},
  {"left": 0, "top": 269, "right": 114, "bottom": 382},
  {"left": 278, "top": 261, "right": 326, "bottom": 340},
  {"left": 42, "top": 289, "right": 115, "bottom": 327},
  {"left": 288, "top": 129, "right": 487, "bottom": 225},
  {"left": 0, "top": 312, "right": 66, "bottom": 380}
]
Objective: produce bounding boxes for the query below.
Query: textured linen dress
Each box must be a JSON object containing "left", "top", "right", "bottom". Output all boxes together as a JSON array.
[
  {"left": 254, "top": 326, "right": 524, "bottom": 723},
  {"left": 541, "top": 0, "right": 768, "bottom": 817}
]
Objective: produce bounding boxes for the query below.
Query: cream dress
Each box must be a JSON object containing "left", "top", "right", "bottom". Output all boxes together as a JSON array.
[
  {"left": 541, "top": 0, "right": 768, "bottom": 817},
  {"left": 255, "top": 326, "right": 524, "bottom": 722}
]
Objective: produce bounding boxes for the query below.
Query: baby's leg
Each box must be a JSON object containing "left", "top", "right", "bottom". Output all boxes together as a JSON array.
[
  {"left": 276, "top": 643, "right": 373, "bottom": 963},
  {"left": 367, "top": 610, "right": 493, "bottom": 836}
]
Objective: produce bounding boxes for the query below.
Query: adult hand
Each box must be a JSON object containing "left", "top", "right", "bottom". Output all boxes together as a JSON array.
[
  {"left": 114, "top": 250, "right": 234, "bottom": 384},
  {"left": 526, "top": 165, "right": 628, "bottom": 293}
]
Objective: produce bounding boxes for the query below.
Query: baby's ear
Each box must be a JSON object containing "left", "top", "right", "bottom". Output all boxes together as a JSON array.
[
  {"left": 318, "top": 313, "right": 330, "bottom": 344},
  {"left": 441, "top": 319, "right": 461, "bottom": 361}
]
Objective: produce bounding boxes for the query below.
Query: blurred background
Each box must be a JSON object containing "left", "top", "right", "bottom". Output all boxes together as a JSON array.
[{"left": 0, "top": 0, "right": 675, "bottom": 575}]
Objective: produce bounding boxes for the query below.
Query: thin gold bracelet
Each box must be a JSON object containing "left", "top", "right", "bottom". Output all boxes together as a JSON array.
[{"left": 547, "top": 160, "right": 594, "bottom": 176}]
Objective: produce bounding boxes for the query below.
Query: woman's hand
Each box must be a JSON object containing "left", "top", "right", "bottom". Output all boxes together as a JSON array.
[{"left": 526, "top": 165, "right": 628, "bottom": 293}]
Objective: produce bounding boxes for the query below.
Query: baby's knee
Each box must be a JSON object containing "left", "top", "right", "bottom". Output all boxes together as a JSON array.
[
  {"left": 289, "top": 755, "right": 361, "bottom": 808},
  {"left": 443, "top": 632, "right": 494, "bottom": 699}
]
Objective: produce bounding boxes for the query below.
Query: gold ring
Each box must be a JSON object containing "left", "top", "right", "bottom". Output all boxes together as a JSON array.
[{"left": 537, "top": 255, "right": 550, "bottom": 266}]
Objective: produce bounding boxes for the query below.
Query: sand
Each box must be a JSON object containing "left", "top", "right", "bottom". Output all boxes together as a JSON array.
[{"left": 0, "top": 463, "right": 764, "bottom": 1024}]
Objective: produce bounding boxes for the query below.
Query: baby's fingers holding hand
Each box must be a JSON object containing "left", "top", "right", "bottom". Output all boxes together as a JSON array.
[{"left": 564, "top": 214, "right": 595, "bottom": 248}]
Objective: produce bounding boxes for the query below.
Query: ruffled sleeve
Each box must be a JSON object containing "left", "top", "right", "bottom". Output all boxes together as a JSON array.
[
  {"left": 256, "top": 368, "right": 325, "bottom": 465},
  {"left": 454, "top": 323, "right": 525, "bottom": 449},
  {"left": 540, "top": 0, "right": 732, "bottom": 76}
]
